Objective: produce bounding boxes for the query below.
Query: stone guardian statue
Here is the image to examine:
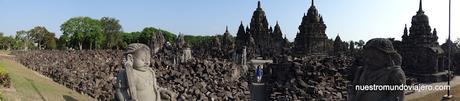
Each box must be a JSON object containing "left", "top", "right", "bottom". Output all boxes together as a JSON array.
[
  {"left": 350, "top": 38, "right": 406, "bottom": 101},
  {"left": 116, "top": 43, "right": 176, "bottom": 101}
]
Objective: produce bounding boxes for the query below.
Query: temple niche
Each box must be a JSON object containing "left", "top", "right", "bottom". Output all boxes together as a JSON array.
[
  {"left": 235, "top": 1, "right": 289, "bottom": 59},
  {"left": 293, "top": 0, "right": 329, "bottom": 56},
  {"left": 395, "top": 0, "right": 448, "bottom": 82}
]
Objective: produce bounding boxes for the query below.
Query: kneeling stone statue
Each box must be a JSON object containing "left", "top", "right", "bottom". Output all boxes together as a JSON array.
[{"left": 116, "top": 43, "right": 176, "bottom": 101}]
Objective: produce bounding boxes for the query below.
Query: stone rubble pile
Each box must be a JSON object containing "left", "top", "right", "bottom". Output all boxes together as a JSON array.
[
  {"left": 13, "top": 50, "right": 252, "bottom": 100},
  {"left": 13, "top": 49, "right": 357, "bottom": 101},
  {"left": 265, "top": 56, "right": 352, "bottom": 100},
  {"left": 153, "top": 58, "right": 250, "bottom": 100},
  {"left": 14, "top": 50, "right": 123, "bottom": 100}
]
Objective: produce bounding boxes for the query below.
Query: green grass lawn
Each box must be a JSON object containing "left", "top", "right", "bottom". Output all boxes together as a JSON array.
[{"left": 0, "top": 55, "right": 94, "bottom": 101}]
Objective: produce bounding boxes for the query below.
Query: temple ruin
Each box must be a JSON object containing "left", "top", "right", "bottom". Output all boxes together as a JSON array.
[
  {"left": 394, "top": 0, "right": 449, "bottom": 82},
  {"left": 293, "top": 0, "right": 329, "bottom": 56}
]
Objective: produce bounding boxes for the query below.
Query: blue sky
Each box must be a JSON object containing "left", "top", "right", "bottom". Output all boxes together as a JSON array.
[{"left": 0, "top": 0, "right": 458, "bottom": 43}]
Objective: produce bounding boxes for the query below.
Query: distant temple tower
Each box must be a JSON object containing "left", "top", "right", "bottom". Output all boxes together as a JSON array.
[
  {"left": 236, "top": 1, "right": 287, "bottom": 59},
  {"left": 397, "top": 0, "right": 447, "bottom": 82},
  {"left": 293, "top": 0, "right": 329, "bottom": 56}
]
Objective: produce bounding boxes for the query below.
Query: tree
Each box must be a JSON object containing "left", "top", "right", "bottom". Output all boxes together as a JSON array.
[
  {"left": 15, "top": 30, "right": 32, "bottom": 50},
  {"left": 355, "top": 40, "right": 365, "bottom": 49},
  {"left": 100, "top": 17, "right": 123, "bottom": 49},
  {"left": 161, "top": 30, "right": 176, "bottom": 43},
  {"left": 140, "top": 27, "right": 156, "bottom": 44},
  {"left": 184, "top": 35, "right": 213, "bottom": 47},
  {"left": 43, "top": 32, "right": 57, "bottom": 49},
  {"left": 0, "top": 35, "right": 15, "bottom": 50},
  {"left": 122, "top": 32, "right": 141, "bottom": 44},
  {"left": 121, "top": 27, "right": 176, "bottom": 48},
  {"left": 57, "top": 34, "right": 70, "bottom": 50},
  {"left": 139, "top": 27, "right": 177, "bottom": 44},
  {"left": 61, "top": 16, "right": 104, "bottom": 50},
  {"left": 29, "top": 26, "right": 50, "bottom": 49},
  {"left": 26, "top": 26, "right": 57, "bottom": 50}
]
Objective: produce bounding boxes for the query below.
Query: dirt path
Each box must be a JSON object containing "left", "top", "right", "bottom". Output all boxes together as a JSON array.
[
  {"left": 0, "top": 53, "right": 95, "bottom": 101},
  {"left": 405, "top": 76, "right": 460, "bottom": 101},
  {"left": 405, "top": 77, "right": 460, "bottom": 101}
]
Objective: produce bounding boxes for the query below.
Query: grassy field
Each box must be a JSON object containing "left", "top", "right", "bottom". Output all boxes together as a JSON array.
[{"left": 0, "top": 53, "right": 94, "bottom": 101}]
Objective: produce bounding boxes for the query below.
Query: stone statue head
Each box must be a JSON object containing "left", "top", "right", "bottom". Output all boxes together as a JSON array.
[
  {"left": 124, "top": 43, "right": 151, "bottom": 72},
  {"left": 363, "top": 38, "right": 402, "bottom": 69}
]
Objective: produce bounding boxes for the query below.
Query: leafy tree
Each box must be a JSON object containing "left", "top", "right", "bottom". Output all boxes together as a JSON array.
[
  {"left": 121, "top": 28, "right": 176, "bottom": 49},
  {"left": 43, "top": 32, "right": 57, "bottom": 49},
  {"left": 29, "top": 26, "right": 52, "bottom": 50},
  {"left": 0, "top": 35, "right": 15, "bottom": 50},
  {"left": 60, "top": 16, "right": 104, "bottom": 50},
  {"left": 100, "top": 17, "right": 123, "bottom": 49},
  {"left": 57, "top": 34, "right": 70, "bottom": 50},
  {"left": 26, "top": 26, "right": 57, "bottom": 50},
  {"left": 142, "top": 27, "right": 177, "bottom": 43},
  {"left": 184, "top": 35, "right": 213, "bottom": 47},
  {"left": 140, "top": 27, "right": 157, "bottom": 44},
  {"left": 15, "top": 30, "right": 32, "bottom": 50},
  {"left": 160, "top": 30, "right": 176, "bottom": 43},
  {"left": 355, "top": 40, "right": 365, "bottom": 49},
  {"left": 122, "top": 32, "right": 141, "bottom": 44}
]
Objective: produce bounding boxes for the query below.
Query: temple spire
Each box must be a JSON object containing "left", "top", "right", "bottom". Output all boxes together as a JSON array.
[
  {"left": 225, "top": 26, "right": 229, "bottom": 33},
  {"left": 418, "top": 0, "right": 424, "bottom": 13},
  {"left": 419, "top": 0, "right": 422, "bottom": 11},
  {"left": 404, "top": 24, "right": 408, "bottom": 34},
  {"left": 311, "top": 0, "right": 314, "bottom": 6},
  {"left": 258, "top": 1, "right": 261, "bottom": 8}
]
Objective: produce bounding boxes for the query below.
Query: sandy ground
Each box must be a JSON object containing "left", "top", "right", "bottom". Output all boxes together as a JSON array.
[{"left": 405, "top": 76, "right": 460, "bottom": 101}]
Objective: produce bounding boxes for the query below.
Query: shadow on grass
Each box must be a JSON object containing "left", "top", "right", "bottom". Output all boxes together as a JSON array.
[
  {"left": 63, "top": 95, "right": 78, "bottom": 101},
  {"left": 26, "top": 78, "right": 46, "bottom": 101}
]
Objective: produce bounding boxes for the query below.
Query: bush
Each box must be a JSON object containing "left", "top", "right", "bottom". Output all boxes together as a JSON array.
[{"left": 0, "top": 68, "right": 11, "bottom": 88}]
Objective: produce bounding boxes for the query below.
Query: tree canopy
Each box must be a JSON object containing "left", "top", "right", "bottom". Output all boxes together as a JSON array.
[{"left": 5, "top": 16, "right": 181, "bottom": 50}]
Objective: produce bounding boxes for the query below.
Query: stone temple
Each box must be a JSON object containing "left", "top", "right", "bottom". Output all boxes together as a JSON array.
[
  {"left": 395, "top": 0, "right": 448, "bottom": 82},
  {"left": 293, "top": 0, "right": 329, "bottom": 56},
  {"left": 235, "top": 1, "right": 289, "bottom": 59}
]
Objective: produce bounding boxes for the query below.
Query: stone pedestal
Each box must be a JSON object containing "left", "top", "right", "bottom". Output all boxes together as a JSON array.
[{"left": 250, "top": 83, "right": 266, "bottom": 101}]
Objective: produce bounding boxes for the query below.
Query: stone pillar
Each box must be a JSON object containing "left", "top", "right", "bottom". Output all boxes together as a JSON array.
[{"left": 180, "top": 48, "right": 192, "bottom": 63}]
